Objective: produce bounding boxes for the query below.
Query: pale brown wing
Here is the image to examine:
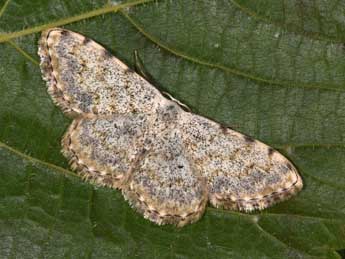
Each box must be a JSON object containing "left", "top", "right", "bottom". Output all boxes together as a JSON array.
[
  {"left": 38, "top": 28, "right": 163, "bottom": 117},
  {"left": 62, "top": 114, "right": 149, "bottom": 189},
  {"left": 178, "top": 113, "right": 303, "bottom": 211},
  {"left": 122, "top": 128, "right": 208, "bottom": 227}
]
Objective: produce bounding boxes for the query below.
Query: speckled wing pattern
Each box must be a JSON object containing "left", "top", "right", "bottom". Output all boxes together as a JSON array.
[{"left": 38, "top": 28, "right": 303, "bottom": 227}]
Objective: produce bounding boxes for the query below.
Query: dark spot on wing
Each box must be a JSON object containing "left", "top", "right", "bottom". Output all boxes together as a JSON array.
[
  {"left": 82, "top": 37, "right": 91, "bottom": 45},
  {"left": 60, "top": 30, "right": 70, "bottom": 36},
  {"left": 286, "top": 163, "right": 293, "bottom": 171},
  {"left": 243, "top": 135, "right": 255, "bottom": 143},
  {"left": 268, "top": 147, "right": 275, "bottom": 156},
  {"left": 125, "top": 67, "right": 135, "bottom": 73},
  {"left": 102, "top": 49, "right": 113, "bottom": 59},
  {"left": 219, "top": 124, "right": 228, "bottom": 134}
]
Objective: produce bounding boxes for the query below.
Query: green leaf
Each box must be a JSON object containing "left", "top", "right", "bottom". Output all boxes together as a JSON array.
[{"left": 1, "top": 0, "right": 345, "bottom": 257}]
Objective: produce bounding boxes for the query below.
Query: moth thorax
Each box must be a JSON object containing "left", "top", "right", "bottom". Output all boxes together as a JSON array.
[{"left": 157, "top": 102, "right": 181, "bottom": 122}]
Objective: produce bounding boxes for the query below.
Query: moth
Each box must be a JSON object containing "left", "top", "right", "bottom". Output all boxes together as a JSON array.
[{"left": 38, "top": 28, "right": 303, "bottom": 227}]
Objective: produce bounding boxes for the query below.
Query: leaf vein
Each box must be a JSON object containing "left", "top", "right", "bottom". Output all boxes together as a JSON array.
[
  {"left": 302, "top": 170, "right": 345, "bottom": 190},
  {"left": 120, "top": 10, "right": 345, "bottom": 93},
  {"left": 229, "top": 0, "right": 344, "bottom": 44},
  {"left": 276, "top": 143, "right": 345, "bottom": 150},
  {"left": 254, "top": 222, "right": 309, "bottom": 257},
  {"left": 7, "top": 40, "right": 39, "bottom": 65},
  {"left": 0, "top": 140, "right": 76, "bottom": 178},
  {"left": 0, "top": 0, "right": 11, "bottom": 19},
  {"left": 207, "top": 207, "right": 345, "bottom": 223}
]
